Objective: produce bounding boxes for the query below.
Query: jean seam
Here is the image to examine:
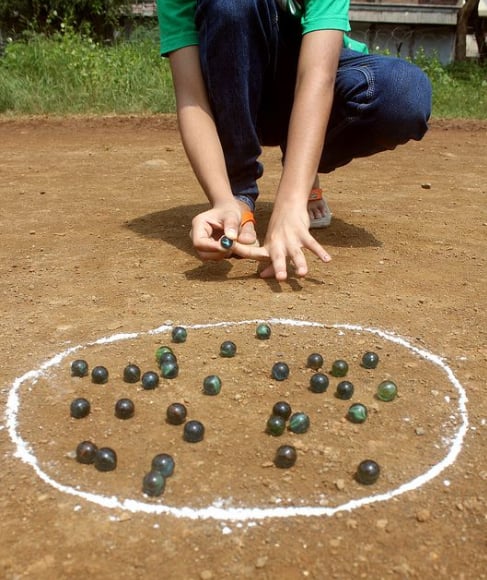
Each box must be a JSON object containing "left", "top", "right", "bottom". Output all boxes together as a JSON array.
[{"left": 326, "top": 64, "right": 375, "bottom": 143}]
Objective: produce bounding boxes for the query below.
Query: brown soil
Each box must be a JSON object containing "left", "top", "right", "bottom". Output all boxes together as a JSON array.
[{"left": 1, "top": 115, "right": 486, "bottom": 579}]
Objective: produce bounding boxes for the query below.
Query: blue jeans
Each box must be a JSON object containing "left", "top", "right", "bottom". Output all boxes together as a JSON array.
[{"left": 195, "top": 0, "right": 432, "bottom": 209}]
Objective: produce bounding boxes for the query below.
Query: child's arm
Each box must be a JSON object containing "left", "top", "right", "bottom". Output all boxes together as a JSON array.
[
  {"left": 259, "top": 29, "right": 343, "bottom": 280},
  {"left": 169, "top": 46, "right": 244, "bottom": 259}
]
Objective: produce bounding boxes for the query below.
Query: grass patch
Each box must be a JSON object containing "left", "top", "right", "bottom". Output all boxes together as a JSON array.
[
  {"left": 0, "top": 28, "right": 174, "bottom": 115},
  {"left": 413, "top": 51, "right": 487, "bottom": 119},
  {"left": 0, "top": 30, "right": 486, "bottom": 119}
]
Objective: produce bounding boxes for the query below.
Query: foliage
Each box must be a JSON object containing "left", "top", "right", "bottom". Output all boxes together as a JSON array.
[
  {"left": 0, "top": 0, "right": 133, "bottom": 41},
  {"left": 412, "top": 51, "right": 487, "bottom": 119},
  {"left": 0, "top": 27, "right": 175, "bottom": 114},
  {"left": 0, "top": 31, "right": 485, "bottom": 118}
]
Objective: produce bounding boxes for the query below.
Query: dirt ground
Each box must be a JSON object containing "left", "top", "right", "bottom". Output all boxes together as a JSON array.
[{"left": 0, "top": 115, "right": 486, "bottom": 579}]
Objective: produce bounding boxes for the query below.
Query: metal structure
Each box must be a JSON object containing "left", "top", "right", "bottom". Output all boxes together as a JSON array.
[
  {"left": 348, "top": 2, "right": 462, "bottom": 62},
  {"left": 129, "top": 1, "right": 484, "bottom": 63}
]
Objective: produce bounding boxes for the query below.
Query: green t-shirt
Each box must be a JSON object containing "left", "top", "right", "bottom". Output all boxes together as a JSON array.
[{"left": 157, "top": 0, "right": 367, "bottom": 56}]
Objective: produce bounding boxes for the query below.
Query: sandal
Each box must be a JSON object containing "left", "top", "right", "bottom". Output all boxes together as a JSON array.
[{"left": 308, "top": 187, "right": 332, "bottom": 229}]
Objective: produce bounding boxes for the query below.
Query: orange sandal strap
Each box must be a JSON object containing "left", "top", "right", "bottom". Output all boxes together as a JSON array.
[
  {"left": 309, "top": 187, "right": 323, "bottom": 202},
  {"left": 230, "top": 210, "right": 258, "bottom": 259},
  {"left": 240, "top": 210, "right": 256, "bottom": 227}
]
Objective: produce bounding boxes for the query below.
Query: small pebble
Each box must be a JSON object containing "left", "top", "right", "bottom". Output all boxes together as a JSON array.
[
  {"left": 329, "top": 538, "right": 341, "bottom": 548},
  {"left": 416, "top": 509, "right": 431, "bottom": 522}
]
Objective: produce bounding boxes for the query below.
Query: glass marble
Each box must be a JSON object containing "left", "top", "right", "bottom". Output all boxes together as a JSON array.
[
  {"left": 203, "top": 374, "right": 222, "bottom": 395},
  {"left": 166, "top": 402, "right": 187, "bottom": 425},
  {"left": 184, "top": 420, "right": 205, "bottom": 443},
  {"left": 171, "top": 326, "right": 187, "bottom": 343},
  {"left": 272, "top": 401, "right": 292, "bottom": 420},
  {"left": 94, "top": 447, "right": 117, "bottom": 472},
  {"left": 70, "top": 397, "right": 90, "bottom": 419},
  {"left": 377, "top": 380, "right": 398, "bottom": 401},
  {"left": 155, "top": 345, "right": 173, "bottom": 364},
  {"left": 91, "top": 365, "right": 109, "bottom": 384},
  {"left": 347, "top": 403, "right": 368, "bottom": 423},
  {"left": 271, "top": 362, "right": 290, "bottom": 381},
  {"left": 331, "top": 359, "right": 349, "bottom": 378},
  {"left": 288, "top": 412, "right": 310, "bottom": 434},
  {"left": 142, "top": 470, "right": 166, "bottom": 497},
  {"left": 266, "top": 415, "right": 286, "bottom": 436},
  {"left": 159, "top": 351, "right": 177, "bottom": 366},
  {"left": 161, "top": 360, "right": 179, "bottom": 379},
  {"left": 306, "top": 353, "right": 324, "bottom": 370},
  {"left": 123, "top": 363, "right": 141, "bottom": 383},
  {"left": 220, "top": 236, "right": 233, "bottom": 250},
  {"left": 114, "top": 398, "right": 135, "bottom": 420},
  {"left": 335, "top": 380, "right": 354, "bottom": 400},
  {"left": 274, "top": 445, "right": 297, "bottom": 468},
  {"left": 309, "top": 372, "right": 329, "bottom": 393},
  {"left": 151, "top": 453, "right": 175, "bottom": 478},
  {"left": 141, "top": 371, "right": 159, "bottom": 390},
  {"left": 356, "top": 459, "right": 380, "bottom": 485},
  {"left": 70, "top": 359, "right": 88, "bottom": 377},
  {"left": 220, "top": 340, "right": 237, "bottom": 357},
  {"left": 361, "top": 351, "right": 379, "bottom": 369},
  {"left": 76, "top": 441, "right": 97, "bottom": 464},
  {"left": 256, "top": 323, "right": 271, "bottom": 340}
]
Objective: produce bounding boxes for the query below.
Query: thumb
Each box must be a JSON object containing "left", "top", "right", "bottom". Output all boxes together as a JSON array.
[{"left": 224, "top": 214, "right": 240, "bottom": 240}]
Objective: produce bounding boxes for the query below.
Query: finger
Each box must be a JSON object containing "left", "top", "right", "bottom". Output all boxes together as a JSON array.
[
  {"left": 197, "top": 248, "right": 231, "bottom": 261},
  {"left": 269, "top": 252, "right": 288, "bottom": 281},
  {"left": 191, "top": 226, "right": 230, "bottom": 255},
  {"left": 305, "top": 236, "right": 332, "bottom": 263},
  {"left": 194, "top": 237, "right": 224, "bottom": 254},
  {"left": 289, "top": 248, "right": 308, "bottom": 278},
  {"left": 259, "top": 262, "right": 289, "bottom": 281},
  {"left": 259, "top": 263, "right": 276, "bottom": 279},
  {"left": 224, "top": 215, "right": 240, "bottom": 241},
  {"left": 191, "top": 221, "right": 226, "bottom": 254},
  {"left": 191, "top": 216, "right": 214, "bottom": 240},
  {"left": 230, "top": 241, "right": 270, "bottom": 261}
]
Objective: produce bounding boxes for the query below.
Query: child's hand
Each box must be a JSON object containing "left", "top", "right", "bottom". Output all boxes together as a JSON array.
[
  {"left": 258, "top": 203, "right": 331, "bottom": 280},
  {"left": 189, "top": 201, "right": 331, "bottom": 281},
  {"left": 191, "top": 202, "right": 260, "bottom": 261},
  {"left": 190, "top": 205, "right": 241, "bottom": 261}
]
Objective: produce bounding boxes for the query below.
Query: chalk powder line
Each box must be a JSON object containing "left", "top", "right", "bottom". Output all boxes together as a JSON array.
[{"left": 6, "top": 319, "right": 469, "bottom": 521}]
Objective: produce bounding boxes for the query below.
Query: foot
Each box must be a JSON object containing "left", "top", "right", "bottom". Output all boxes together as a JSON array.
[{"left": 308, "top": 188, "right": 332, "bottom": 229}]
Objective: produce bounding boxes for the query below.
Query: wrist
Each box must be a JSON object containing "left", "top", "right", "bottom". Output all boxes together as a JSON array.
[{"left": 274, "top": 186, "right": 309, "bottom": 211}]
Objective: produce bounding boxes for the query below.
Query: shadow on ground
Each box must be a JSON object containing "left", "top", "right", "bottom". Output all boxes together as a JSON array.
[{"left": 125, "top": 202, "right": 382, "bottom": 258}]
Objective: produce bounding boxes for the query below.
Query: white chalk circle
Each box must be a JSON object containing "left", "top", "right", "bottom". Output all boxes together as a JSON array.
[{"left": 6, "top": 319, "right": 468, "bottom": 521}]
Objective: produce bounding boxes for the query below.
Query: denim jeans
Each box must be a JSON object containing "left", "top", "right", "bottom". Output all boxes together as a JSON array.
[{"left": 195, "top": 0, "right": 432, "bottom": 209}]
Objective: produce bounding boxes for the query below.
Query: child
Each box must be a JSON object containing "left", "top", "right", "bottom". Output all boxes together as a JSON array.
[{"left": 157, "top": 0, "right": 432, "bottom": 280}]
